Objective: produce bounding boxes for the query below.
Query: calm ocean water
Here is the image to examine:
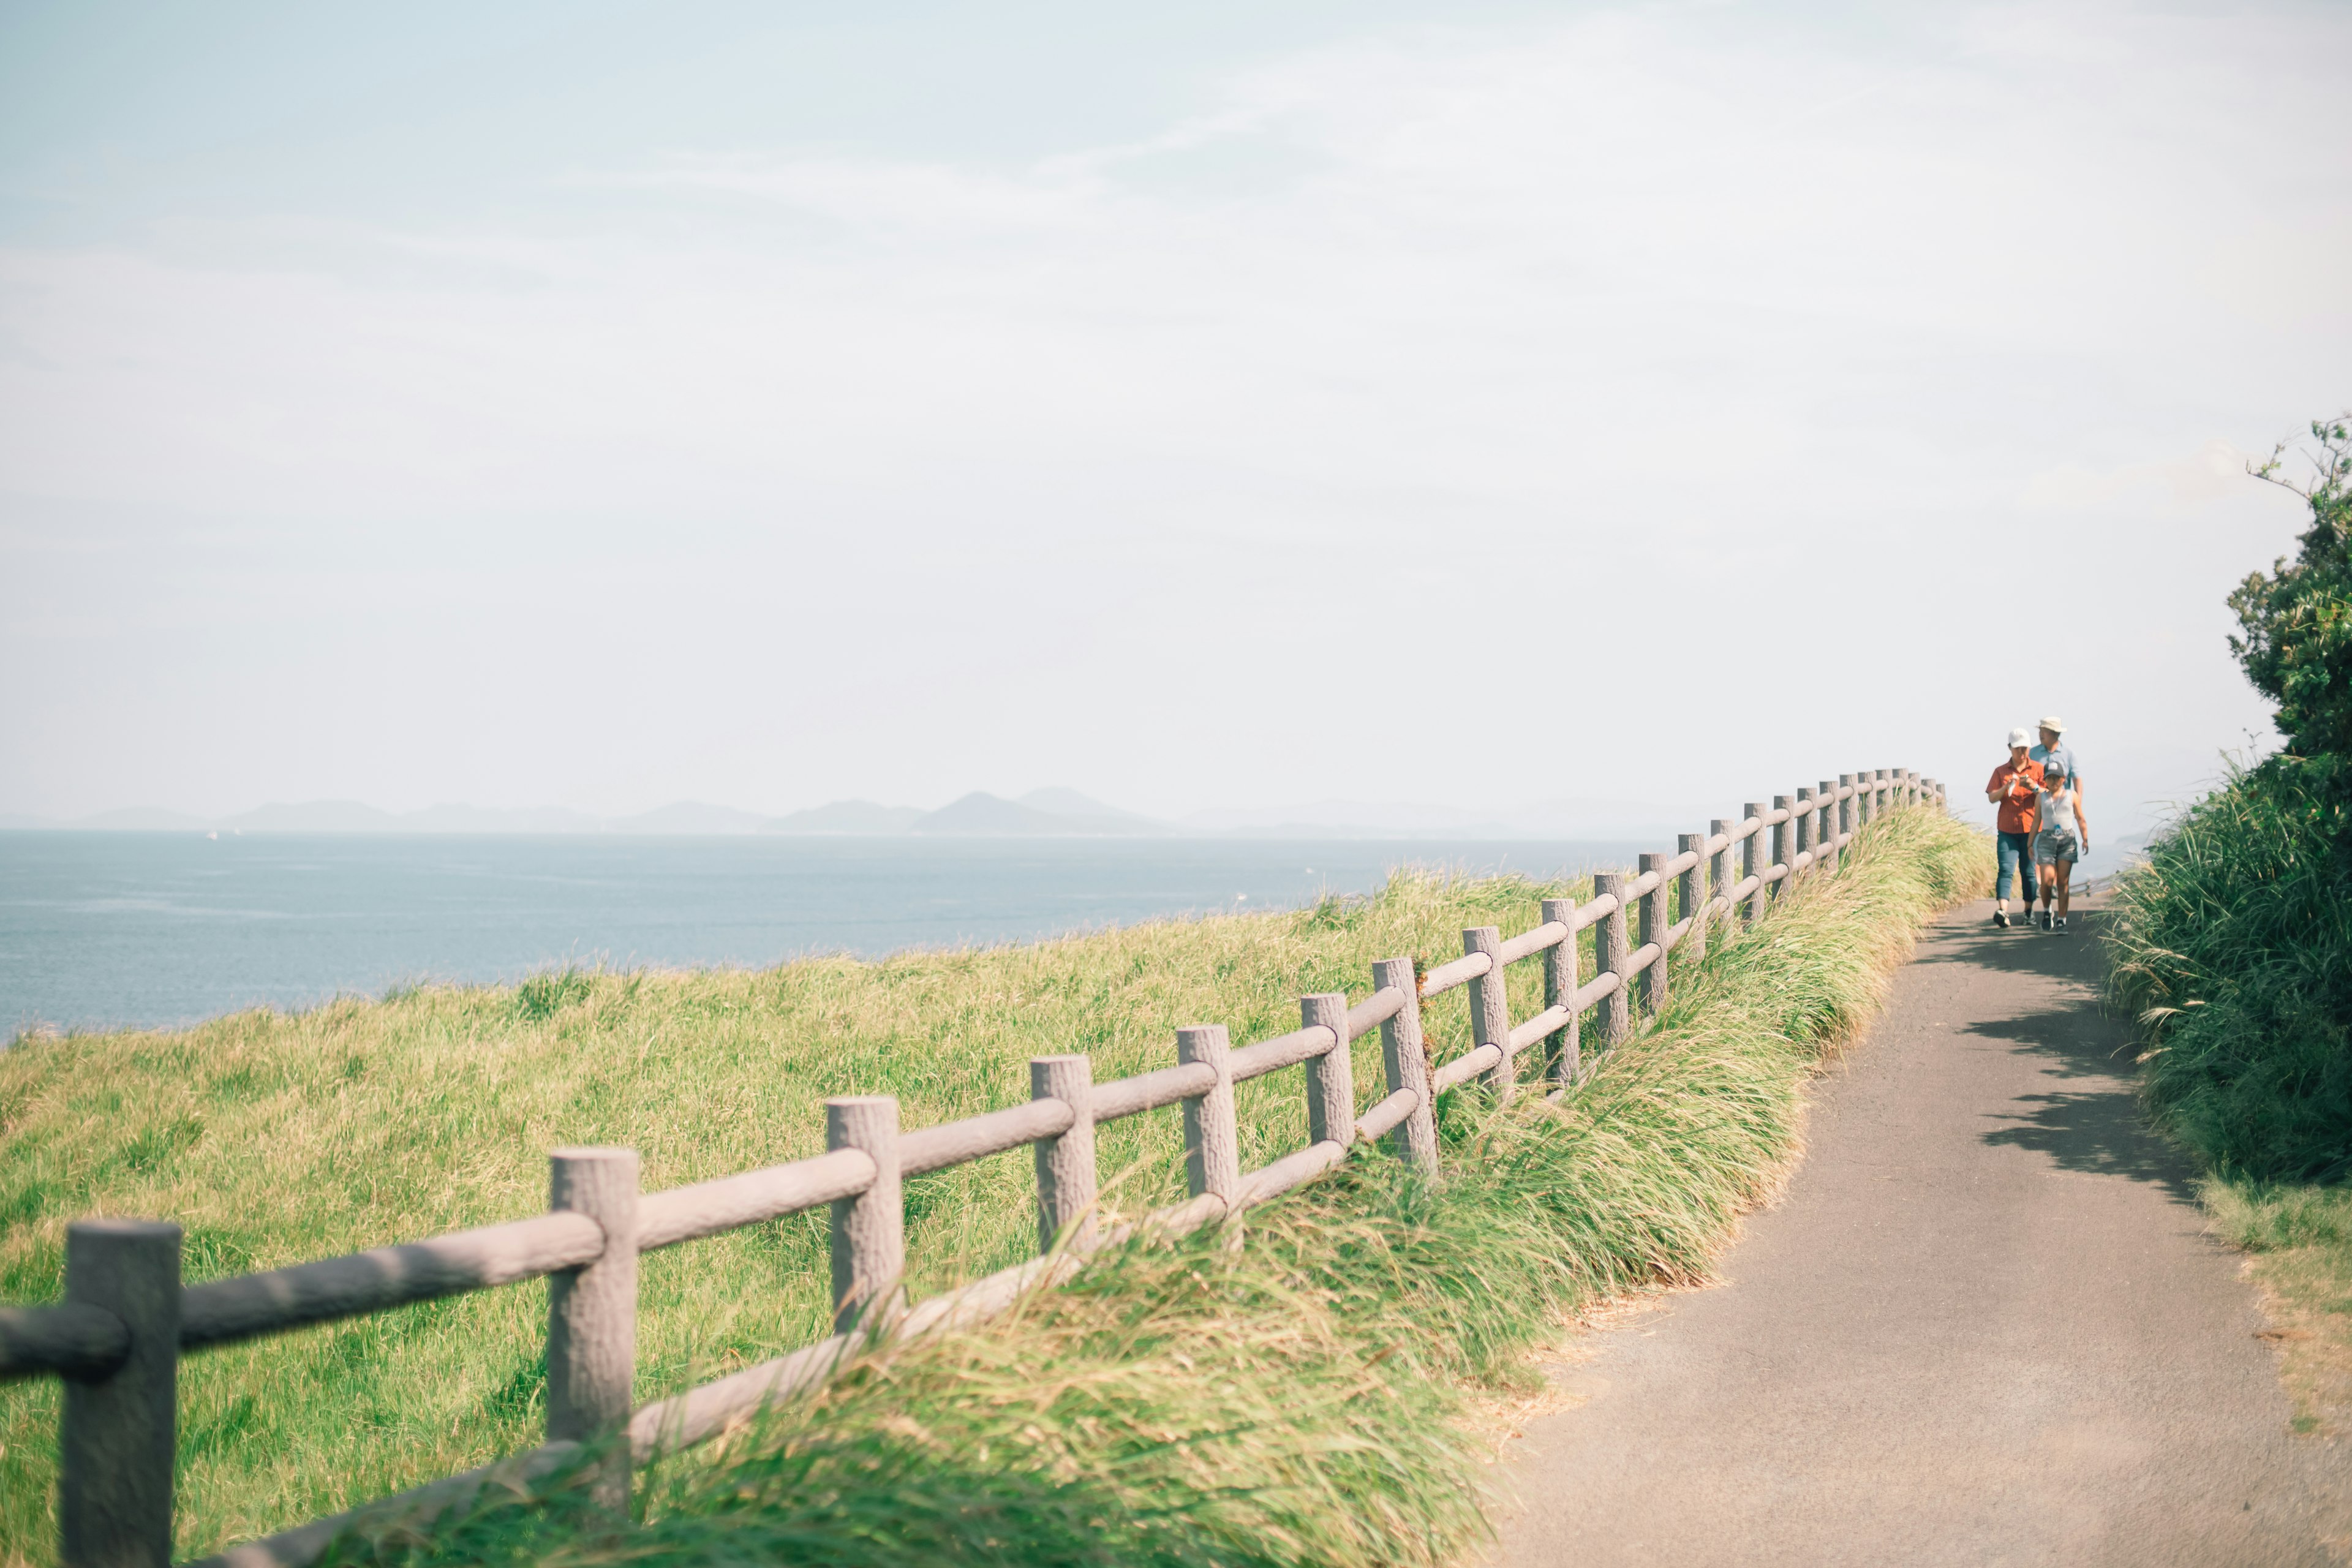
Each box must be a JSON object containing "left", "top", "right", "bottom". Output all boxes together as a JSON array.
[{"left": 0, "top": 832, "right": 1649, "bottom": 1036}]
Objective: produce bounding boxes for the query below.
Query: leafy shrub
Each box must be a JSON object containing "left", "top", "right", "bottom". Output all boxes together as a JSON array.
[{"left": 2231, "top": 414, "right": 2352, "bottom": 763}]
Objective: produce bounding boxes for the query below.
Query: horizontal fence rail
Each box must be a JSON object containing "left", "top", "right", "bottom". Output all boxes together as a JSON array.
[{"left": 4, "top": 769, "right": 1947, "bottom": 1568}]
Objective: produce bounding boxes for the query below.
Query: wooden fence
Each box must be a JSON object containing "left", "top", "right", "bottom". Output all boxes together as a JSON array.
[{"left": 0, "top": 769, "right": 1946, "bottom": 1568}]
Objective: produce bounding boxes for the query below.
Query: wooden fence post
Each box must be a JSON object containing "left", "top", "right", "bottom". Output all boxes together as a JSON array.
[
  {"left": 1677, "top": 834, "right": 1706, "bottom": 964},
  {"left": 1593, "top": 871, "right": 1632, "bottom": 1045},
  {"left": 1301, "top": 993, "right": 1355, "bottom": 1147},
  {"left": 1741, "top": 802, "right": 1766, "bottom": 927},
  {"left": 1706, "top": 821, "right": 1732, "bottom": 946},
  {"left": 1637, "top": 854, "right": 1669, "bottom": 1015},
  {"left": 548, "top": 1147, "right": 639, "bottom": 1511},
  {"left": 1031, "top": 1055, "right": 1096, "bottom": 1253},
  {"left": 1872, "top": 767, "right": 1888, "bottom": 817},
  {"left": 59, "top": 1219, "right": 179, "bottom": 1568},
  {"left": 1463, "top": 925, "right": 1513, "bottom": 1098},
  {"left": 1838, "top": 774, "right": 1856, "bottom": 864},
  {"left": 1770, "top": 795, "right": 1792, "bottom": 901},
  {"left": 1178, "top": 1025, "right": 1240, "bottom": 1210},
  {"left": 1373, "top": 957, "right": 1439, "bottom": 1166},
  {"left": 1819, "top": 782, "right": 1839, "bottom": 872},
  {"left": 827, "top": 1097, "right": 903, "bottom": 1332},
  {"left": 1539, "top": 897, "right": 1580, "bottom": 1088},
  {"left": 1795, "top": 787, "right": 1815, "bottom": 882}
]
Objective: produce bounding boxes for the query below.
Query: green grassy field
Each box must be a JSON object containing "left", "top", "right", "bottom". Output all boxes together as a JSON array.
[{"left": 0, "top": 809, "right": 1990, "bottom": 1564}]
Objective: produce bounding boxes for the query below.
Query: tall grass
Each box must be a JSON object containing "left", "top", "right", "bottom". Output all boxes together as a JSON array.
[
  {"left": 337, "top": 807, "right": 1989, "bottom": 1568},
  {"left": 2104, "top": 753, "right": 2352, "bottom": 1431},
  {"left": 2104, "top": 755, "right": 2352, "bottom": 1181}
]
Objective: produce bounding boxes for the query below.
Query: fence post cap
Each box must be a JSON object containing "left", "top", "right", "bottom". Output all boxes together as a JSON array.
[{"left": 67, "top": 1218, "right": 181, "bottom": 1242}]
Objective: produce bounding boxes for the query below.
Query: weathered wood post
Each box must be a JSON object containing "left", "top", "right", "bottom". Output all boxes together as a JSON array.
[
  {"left": 59, "top": 1219, "right": 179, "bottom": 1568},
  {"left": 1593, "top": 870, "right": 1632, "bottom": 1044},
  {"left": 1819, "top": 781, "right": 1839, "bottom": 872},
  {"left": 1463, "top": 925, "right": 1513, "bottom": 1098},
  {"left": 548, "top": 1147, "right": 639, "bottom": 1510},
  {"left": 1031, "top": 1055, "right": 1097, "bottom": 1253},
  {"left": 1539, "top": 897, "right": 1580, "bottom": 1088},
  {"left": 1795, "top": 786, "right": 1815, "bottom": 881},
  {"left": 1741, "top": 802, "right": 1767, "bottom": 927},
  {"left": 1677, "top": 833, "right": 1706, "bottom": 964},
  {"left": 1707, "top": 820, "right": 1732, "bottom": 945},
  {"left": 1838, "top": 774, "right": 1856, "bottom": 865},
  {"left": 1178, "top": 1025, "right": 1241, "bottom": 1212},
  {"left": 1770, "top": 795, "right": 1793, "bottom": 901},
  {"left": 1301, "top": 993, "right": 1354, "bottom": 1147},
  {"left": 827, "top": 1097, "right": 903, "bottom": 1332},
  {"left": 1910, "top": 769, "right": 1923, "bottom": 807},
  {"left": 1637, "top": 854, "right": 1669, "bottom": 1015},
  {"left": 1373, "top": 957, "right": 1439, "bottom": 1166}
]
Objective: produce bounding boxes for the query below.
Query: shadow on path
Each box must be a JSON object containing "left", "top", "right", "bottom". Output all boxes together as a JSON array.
[{"left": 1936, "top": 907, "right": 2201, "bottom": 1202}]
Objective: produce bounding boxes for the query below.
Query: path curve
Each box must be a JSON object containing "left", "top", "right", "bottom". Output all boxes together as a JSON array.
[{"left": 1491, "top": 898, "right": 2350, "bottom": 1567}]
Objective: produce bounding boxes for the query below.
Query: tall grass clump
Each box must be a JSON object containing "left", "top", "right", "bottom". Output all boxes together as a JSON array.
[
  {"left": 2105, "top": 755, "right": 2352, "bottom": 1180},
  {"left": 331, "top": 807, "right": 1989, "bottom": 1568}
]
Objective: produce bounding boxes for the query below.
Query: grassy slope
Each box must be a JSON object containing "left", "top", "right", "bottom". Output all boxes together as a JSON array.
[
  {"left": 0, "top": 812, "right": 1990, "bottom": 1563},
  {"left": 2104, "top": 756, "right": 2352, "bottom": 1434},
  {"left": 381, "top": 807, "right": 1990, "bottom": 1568}
]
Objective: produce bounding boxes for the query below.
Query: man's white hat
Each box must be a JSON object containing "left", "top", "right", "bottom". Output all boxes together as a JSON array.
[
  {"left": 2008, "top": 727, "right": 2033, "bottom": 747},
  {"left": 2038, "top": 715, "right": 2066, "bottom": 733}
]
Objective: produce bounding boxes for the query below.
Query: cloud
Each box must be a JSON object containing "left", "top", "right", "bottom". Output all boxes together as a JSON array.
[{"left": 0, "top": 2, "right": 2344, "bottom": 824}]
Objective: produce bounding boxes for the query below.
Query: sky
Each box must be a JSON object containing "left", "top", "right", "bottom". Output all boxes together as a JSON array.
[{"left": 2, "top": 1, "right": 2347, "bottom": 835}]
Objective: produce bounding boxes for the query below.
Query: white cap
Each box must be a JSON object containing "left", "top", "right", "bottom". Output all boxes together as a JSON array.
[
  {"left": 2008, "top": 727, "right": 2033, "bottom": 748},
  {"left": 2038, "top": 715, "right": 2065, "bottom": 733}
]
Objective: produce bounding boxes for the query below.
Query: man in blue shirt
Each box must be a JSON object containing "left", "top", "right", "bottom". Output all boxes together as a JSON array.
[
  {"left": 2030, "top": 717, "right": 2080, "bottom": 802},
  {"left": 2029, "top": 717, "right": 2085, "bottom": 919}
]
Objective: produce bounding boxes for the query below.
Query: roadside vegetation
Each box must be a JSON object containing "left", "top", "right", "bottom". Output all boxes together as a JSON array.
[
  {"left": 2106, "top": 412, "right": 2352, "bottom": 1434},
  {"left": 0, "top": 811, "right": 1988, "bottom": 1564}
]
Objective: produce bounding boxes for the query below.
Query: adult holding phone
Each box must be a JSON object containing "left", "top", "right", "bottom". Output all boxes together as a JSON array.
[{"left": 1985, "top": 728, "right": 2045, "bottom": 929}]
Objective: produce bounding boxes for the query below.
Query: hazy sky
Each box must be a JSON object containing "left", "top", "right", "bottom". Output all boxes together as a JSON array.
[{"left": 3, "top": 1, "right": 2346, "bottom": 834}]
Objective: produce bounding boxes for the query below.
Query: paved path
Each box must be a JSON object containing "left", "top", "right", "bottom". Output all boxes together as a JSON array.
[{"left": 1491, "top": 899, "right": 2350, "bottom": 1567}]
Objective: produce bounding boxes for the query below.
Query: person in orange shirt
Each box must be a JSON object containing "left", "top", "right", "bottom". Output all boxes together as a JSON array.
[{"left": 1983, "top": 727, "right": 2045, "bottom": 929}]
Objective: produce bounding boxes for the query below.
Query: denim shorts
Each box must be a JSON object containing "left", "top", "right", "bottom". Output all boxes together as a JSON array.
[
  {"left": 2036, "top": 827, "right": 2079, "bottom": 864},
  {"left": 1997, "top": 830, "right": 2035, "bottom": 899}
]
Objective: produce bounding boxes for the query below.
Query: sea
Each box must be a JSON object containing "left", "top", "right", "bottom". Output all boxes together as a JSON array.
[{"left": 0, "top": 832, "right": 1651, "bottom": 1036}]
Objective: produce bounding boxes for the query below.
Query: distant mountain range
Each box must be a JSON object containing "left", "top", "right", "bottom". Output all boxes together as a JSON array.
[{"left": 0, "top": 786, "right": 1709, "bottom": 840}]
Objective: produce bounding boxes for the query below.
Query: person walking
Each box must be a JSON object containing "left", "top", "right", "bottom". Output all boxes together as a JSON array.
[
  {"left": 1984, "top": 728, "right": 2045, "bottom": 929},
  {"left": 2027, "top": 716, "right": 2086, "bottom": 929},
  {"left": 2029, "top": 717, "right": 2082, "bottom": 821},
  {"left": 2033, "top": 763, "right": 2090, "bottom": 928}
]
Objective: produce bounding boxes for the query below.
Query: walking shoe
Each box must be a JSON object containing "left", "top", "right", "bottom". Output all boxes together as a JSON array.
[
  {"left": 1993, "top": 910, "right": 2009, "bottom": 928},
  {"left": 2054, "top": 916, "right": 2068, "bottom": 930},
  {"left": 2040, "top": 909, "right": 2053, "bottom": 929}
]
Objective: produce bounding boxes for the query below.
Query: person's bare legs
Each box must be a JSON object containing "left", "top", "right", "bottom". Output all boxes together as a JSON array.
[{"left": 2051, "top": 854, "right": 2074, "bottom": 920}]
